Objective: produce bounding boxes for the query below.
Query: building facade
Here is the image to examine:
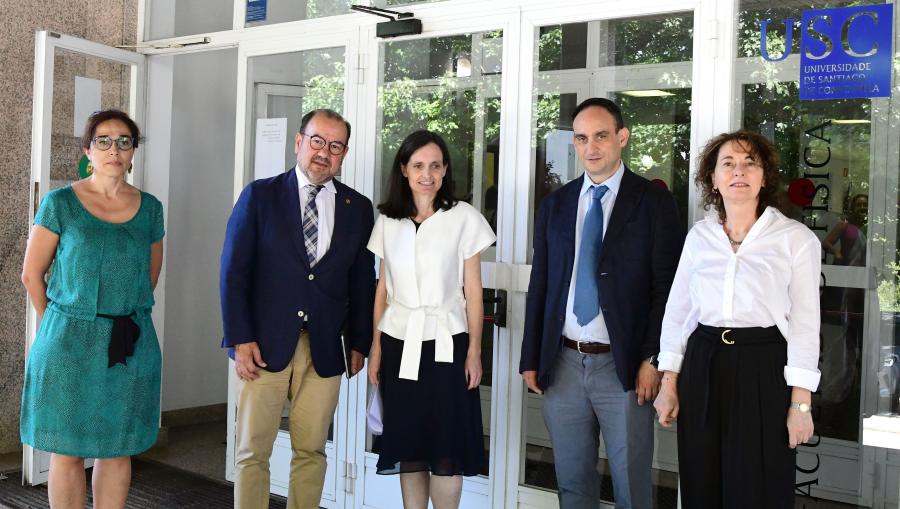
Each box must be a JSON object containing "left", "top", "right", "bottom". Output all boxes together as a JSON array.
[{"left": 12, "top": 0, "right": 900, "bottom": 507}]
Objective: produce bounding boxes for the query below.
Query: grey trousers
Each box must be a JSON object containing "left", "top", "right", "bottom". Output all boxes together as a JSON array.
[{"left": 542, "top": 347, "right": 655, "bottom": 509}]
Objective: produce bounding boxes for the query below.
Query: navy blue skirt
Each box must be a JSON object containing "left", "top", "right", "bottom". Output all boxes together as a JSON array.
[{"left": 375, "top": 332, "right": 485, "bottom": 476}]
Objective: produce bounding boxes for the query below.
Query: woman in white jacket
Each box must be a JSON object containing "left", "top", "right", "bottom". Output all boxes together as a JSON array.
[{"left": 366, "top": 130, "right": 495, "bottom": 509}]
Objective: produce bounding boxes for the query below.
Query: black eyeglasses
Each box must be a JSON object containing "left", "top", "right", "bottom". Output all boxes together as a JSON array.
[
  {"left": 301, "top": 132, "right": 347, "bottom": 156},
  {"left": 92, "top": 135, "right": 134, "bottom": 151}
]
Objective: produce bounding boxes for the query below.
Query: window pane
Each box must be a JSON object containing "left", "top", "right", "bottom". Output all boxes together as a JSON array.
[
  {"left": 737, "top": 0, "right": 880, "bottom": 443},
  {"left": 530, "top": 18, "right": 692, "bottom": 262},
  {"left": 735, "top": 0, "right": 900, "bottom": 502},
  {"left": 376, "top": 32, "right": 502, "bottom": 256},
  {"left": 607, "top": 13, "right": 693, "bottom": 66},
  {"left": 52, "top": 49, "right": 132, "bottom": 184},
  {"left": 879, "top": 215, "right": 900, "bottom": 418},
  {"left": 146, "top": 0, "right": 232, "bottom": 40},
  {"left": 615, "top": 89, "right": 692, "bottom": 223},
  {"left": 538, "top": 24, "right": 588, "bottom": 71},
  {"left": 533, "top": 93, "right": 579, "bottom": 211},
  {"left": 382, "top": 35, "right": 474, "bottom": 82},
  {"left": 245, "top": 0, "right": 352, "bottom": 28},
  {"left": 246, "top": 48, "right": 345, "bottom": 180}
]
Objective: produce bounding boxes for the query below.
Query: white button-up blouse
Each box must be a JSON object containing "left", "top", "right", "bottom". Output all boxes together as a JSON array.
[
  {"left": 367, "top": 201, "right": 496, "bottom": 381},
  {"left": 658, "top": 207, "right": 822, "bottom": 392}
]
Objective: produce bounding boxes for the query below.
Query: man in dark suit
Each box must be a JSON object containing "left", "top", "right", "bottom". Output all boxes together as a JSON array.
[
  {"left": 519, "top": 98, "right": 683, "bottom": 509},
  {"left": 220, "top": 109, "right": 375, "bottom": 509}
]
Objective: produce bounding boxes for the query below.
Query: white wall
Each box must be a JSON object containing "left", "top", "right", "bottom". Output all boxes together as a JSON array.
[
  {"left": 175, "top": 0, "right": 232, "bottom": 38},
  {"left": 161, "top": 48, "right": 238, "bottom": 411},
  {"left": 145, "top": 0, "right": 231, "bottom": 41}
]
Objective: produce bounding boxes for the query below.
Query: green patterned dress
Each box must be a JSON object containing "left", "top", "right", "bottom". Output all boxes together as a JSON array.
[{"left": 20, "top": 186, "right": 165, "bottom": 458}]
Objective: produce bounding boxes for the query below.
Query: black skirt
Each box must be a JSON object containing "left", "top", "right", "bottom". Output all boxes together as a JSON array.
[
  {"left": 375, "top": 332, "right": 485, "bottom": 476},
  {"left": 677, "top": 324, "right": 795, "bottom": 509}
]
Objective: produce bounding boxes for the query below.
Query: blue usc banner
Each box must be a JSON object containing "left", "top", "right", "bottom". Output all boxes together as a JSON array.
[{"left": 759, "top": 4, "right": 894, "bottom": 100}]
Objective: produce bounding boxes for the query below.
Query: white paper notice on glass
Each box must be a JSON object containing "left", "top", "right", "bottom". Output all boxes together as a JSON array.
[
  {"left": 254, "top": 118, "right": 288, "bottom": 180},
  {"left": 74, "top": 77, "right": 102, "bottom": 136}
]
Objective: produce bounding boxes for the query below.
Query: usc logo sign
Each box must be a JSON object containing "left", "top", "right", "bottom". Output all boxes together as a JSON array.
[
  {"left": 757, "top": 4, "right": 893, "bottom": 100},
  {"left": 759, "top": 10, "right": 884, "bottom": 62}
]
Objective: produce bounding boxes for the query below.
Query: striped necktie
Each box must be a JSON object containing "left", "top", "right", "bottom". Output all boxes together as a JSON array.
[{"left": 303, "top": 184, "right": 324, "bottom": 266}]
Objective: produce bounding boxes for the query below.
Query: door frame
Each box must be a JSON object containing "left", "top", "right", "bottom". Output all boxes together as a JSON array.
[
  {"left": 225, "top": 21, "right": 366, "bottom": 508},
  {"left": 349, "top": 4, "right": 523, "bottom": 507},
  {"left": 507, "top": 1, "right": 719, "bottom": 507},
  {"left": 25, "top": 30, "right": 147, "bottom": 486}
]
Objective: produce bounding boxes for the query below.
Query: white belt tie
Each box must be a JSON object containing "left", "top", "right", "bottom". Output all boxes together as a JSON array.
[{"left": 394, "top": 302, "right": 455, "bottom": 381}]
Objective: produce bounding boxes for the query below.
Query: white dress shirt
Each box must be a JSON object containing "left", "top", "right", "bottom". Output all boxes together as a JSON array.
[
  {"left": 296, "top": 167, "right": 336, "bottom": 263},
  {"left": 562, "top": 163, "right": 626, "bottom": 343},
  {"left": 658, "top": 206, "right": 822, "bottom": 391},
  {"left": 367, "top": 202, "right": 496, "bottom": 380}
]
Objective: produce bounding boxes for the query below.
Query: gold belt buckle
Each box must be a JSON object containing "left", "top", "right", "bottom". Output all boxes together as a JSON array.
[{"left": 721, "top": 329, "right": 734, "bottom": 345}]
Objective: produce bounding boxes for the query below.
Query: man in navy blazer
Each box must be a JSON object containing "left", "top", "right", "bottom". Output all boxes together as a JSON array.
[
  {"left": 220, "top": 109, "right": 375, "bottom": 509},
  {"left": 520, "top": 98, "right": 683, "bottom": 509}
]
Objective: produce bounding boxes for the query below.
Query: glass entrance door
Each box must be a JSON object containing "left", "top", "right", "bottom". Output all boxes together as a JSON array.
[
  {"left": 511, "top": 7, "right": 698, "bottom": 508},
  {"left": 356, "top": 26, "right": 508, "bottom": 509},
  {"left": 226, "top": 27, "right": 363, "bottom": 508},
  {"left": 732, "top": 1, "right": 885, "bottom": 503},
  {"left": 25, "top": 30, "right": 146, "bottom": 486}
]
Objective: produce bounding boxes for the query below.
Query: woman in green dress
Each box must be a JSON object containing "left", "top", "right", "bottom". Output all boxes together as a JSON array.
[{"left": 20, "top": 109, "right": 165, "bottom": 509}]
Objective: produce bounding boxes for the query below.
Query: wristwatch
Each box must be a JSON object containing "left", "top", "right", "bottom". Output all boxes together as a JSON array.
[
  {"left": 647, "top": 354, "right": 659, "bottom": 369},
  {"left": 789, "top": 402, "right": 811, "bottom": 413}
]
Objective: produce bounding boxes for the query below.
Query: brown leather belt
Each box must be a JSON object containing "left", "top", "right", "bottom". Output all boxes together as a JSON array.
[{"left": 562, "top": 337, "right": 611, "bottom": 354}]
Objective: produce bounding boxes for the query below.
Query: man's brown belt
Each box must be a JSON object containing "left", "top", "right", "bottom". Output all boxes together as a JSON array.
[{"left": 562, "top": 337, "right": 611, "bottom": 354}]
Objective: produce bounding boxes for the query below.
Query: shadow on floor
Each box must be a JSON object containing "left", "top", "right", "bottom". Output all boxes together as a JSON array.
[
  {"left": 0, "top": 421, "right": 290, "bottom": 508},
  {"left": 0, "top": 458, "right": 286, "bottom": 508},
  {"left": 140, "top": 420, "right": 228, "bottom": 482},
  {"left": 1, "top": 421, "right": 866, "bottom": 509}
]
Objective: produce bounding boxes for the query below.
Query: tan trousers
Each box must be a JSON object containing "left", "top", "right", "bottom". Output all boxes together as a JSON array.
[{"left": 234, "top": 332, "right": 342, "bottom": 509}]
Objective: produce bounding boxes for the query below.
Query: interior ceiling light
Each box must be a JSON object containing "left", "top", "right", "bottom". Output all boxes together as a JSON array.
[{"left": 620, "top": 90, "right": 674, "bottom": 97}]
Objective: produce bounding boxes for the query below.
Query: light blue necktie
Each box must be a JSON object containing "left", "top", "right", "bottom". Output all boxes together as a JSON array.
[{"left": 573, "top": 184, "right": 609, "bottom": 326}]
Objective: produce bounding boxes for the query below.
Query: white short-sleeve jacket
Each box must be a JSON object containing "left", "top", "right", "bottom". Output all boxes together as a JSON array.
[{"left": 367, "top": 201, "right": 496, "bottom": 380}]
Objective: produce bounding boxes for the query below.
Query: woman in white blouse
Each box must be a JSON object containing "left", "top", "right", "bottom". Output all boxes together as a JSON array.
[
  {"left": 653, "top": 131, "right": 820, "bottom": 508},
  {"left": 367, "top": 130, "right": 495, "bottom": 509}
]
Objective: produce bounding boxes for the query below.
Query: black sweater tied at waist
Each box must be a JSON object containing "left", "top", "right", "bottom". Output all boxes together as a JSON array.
[{"left": 97, "top": 312, "right": 140, "bottom": 367}]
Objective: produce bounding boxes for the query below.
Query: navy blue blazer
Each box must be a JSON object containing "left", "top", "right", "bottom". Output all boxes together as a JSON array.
[
  {"left": 220, "top": 170, "right": 375, "bottom": 377},
  {"left": 519, "top": 168, "right": 684, "bottom": 391}
]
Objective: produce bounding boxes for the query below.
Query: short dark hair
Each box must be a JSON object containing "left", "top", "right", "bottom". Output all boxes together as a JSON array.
[
  {"left": 81, "top": 109, "right": 141, "bottom": 150},
  {"left": 377, "top": 130, "right": 458, "bottom": 219},
  {"left": 299, "top": 109, "right": 351, "bottom": 144},
  {"left": 571, "top": 97, "right": 625, "bottom": 131},
  {"left": 695, "top": 130, "right": 782, "bottom": 222}
]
